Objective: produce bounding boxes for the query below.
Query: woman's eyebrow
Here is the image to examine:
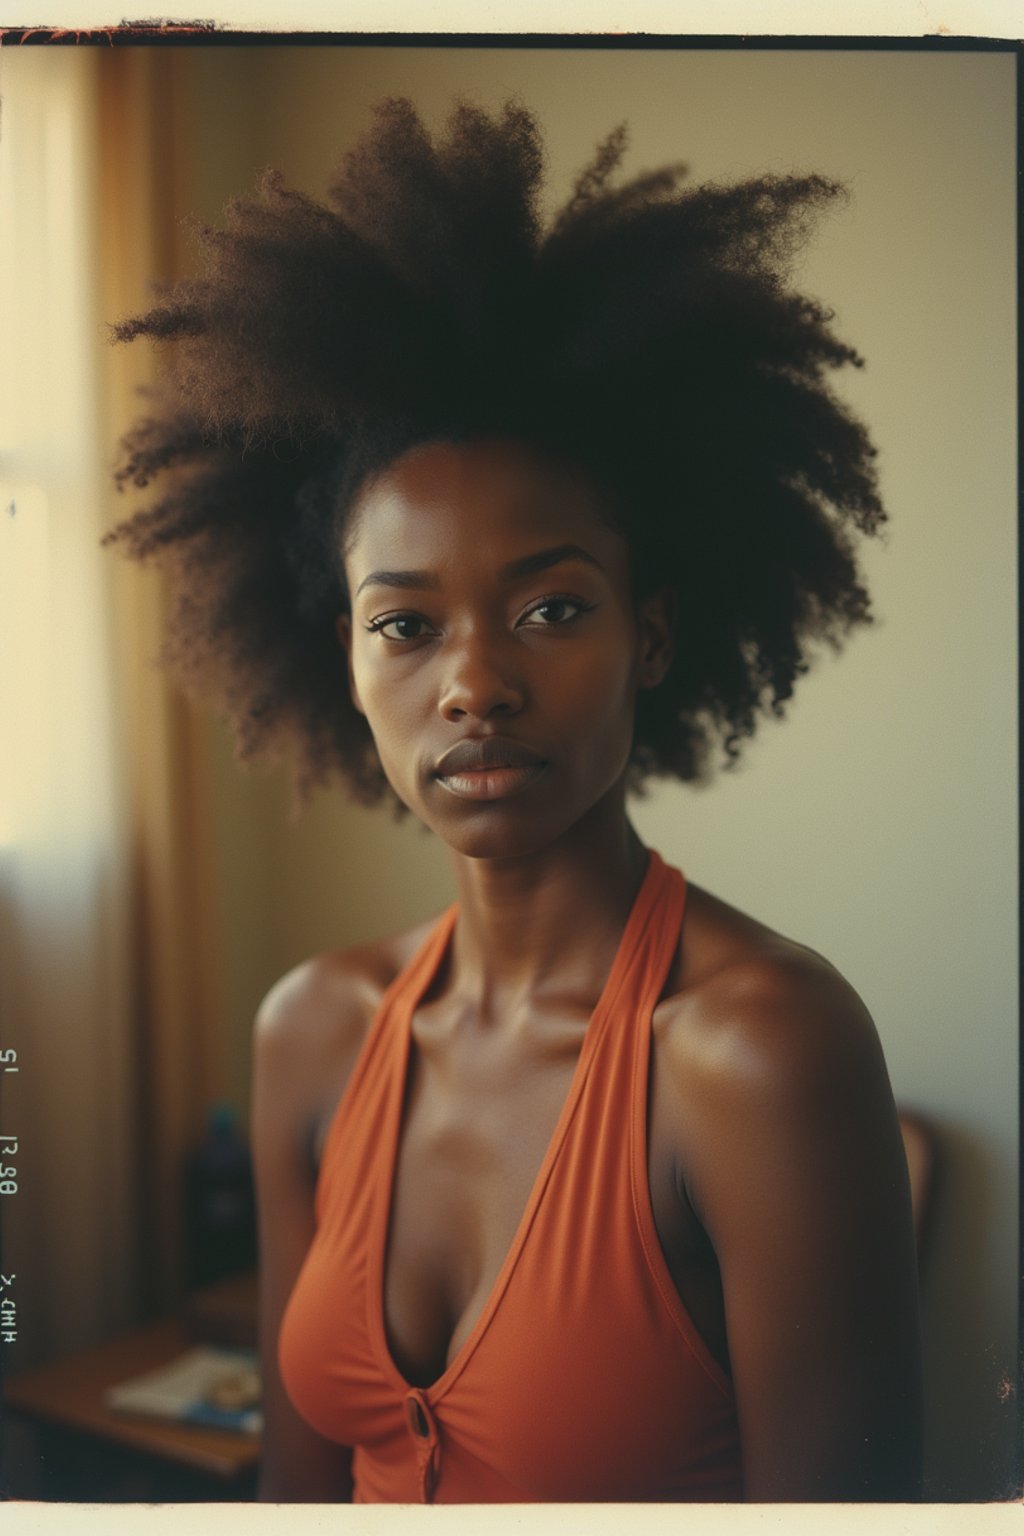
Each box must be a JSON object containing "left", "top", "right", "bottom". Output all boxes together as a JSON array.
[
  {"left": 500, "top": 544, "right": 604, "bottom": 581},
  {"left": 355, "top": 568, "right": 439, "bottom": 597},
  {"left": 355, "top": 544, "right": 603, "bottom": 598}
]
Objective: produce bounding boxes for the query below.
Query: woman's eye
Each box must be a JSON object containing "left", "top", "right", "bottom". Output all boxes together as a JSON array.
[
  {"left": 365, "top": 613, "right": 432, "bottom": 641},
  {"left": 519, "top": 596, "right": 590, "bottom": 628}
]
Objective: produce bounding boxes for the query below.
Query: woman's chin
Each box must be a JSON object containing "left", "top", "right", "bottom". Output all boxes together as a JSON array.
[
  {"left": 401, "top": 797, "right": 564, "bottom": 863},
  {"left": 387, "top": 764, "right": 632, "bottom": 864},
  {"left": 431, "top": 817, "right": 554, "bottom": 863}
]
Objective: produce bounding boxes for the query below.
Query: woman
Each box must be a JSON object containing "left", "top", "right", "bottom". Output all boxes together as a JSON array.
[{"left": 106, "top": 99, "right": 922, "bottom": 1502}]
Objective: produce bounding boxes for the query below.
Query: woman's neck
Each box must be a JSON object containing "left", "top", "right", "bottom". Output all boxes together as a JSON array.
[{"left": 444, "top": 796, "right": 649, "bottom": 1019}]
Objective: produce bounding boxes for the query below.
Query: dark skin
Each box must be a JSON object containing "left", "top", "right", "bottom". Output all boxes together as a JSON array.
[{"left": 251, "top": 439, "right": 923, "bottom": 1502}]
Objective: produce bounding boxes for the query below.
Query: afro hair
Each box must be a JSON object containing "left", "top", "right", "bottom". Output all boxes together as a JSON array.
[{"left": 105, "top": 97, "right": 885, "bottom": 809}]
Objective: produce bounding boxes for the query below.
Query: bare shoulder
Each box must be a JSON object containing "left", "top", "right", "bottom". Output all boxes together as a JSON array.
[
  {"left": 653, "top": 880, "right": 900, "bottom": 1234},
  {"left": 652, "top": 884, "right": 921, "bottom": 1500},
  {"left": 254, "top": 915, "right": 440, "bottom": 1057},
  {"left": 657, "top": 881, "right": 885, "bottom": 1106},
  {"left": 252, "top": 913, "right": 443, "bottom": 1154}
]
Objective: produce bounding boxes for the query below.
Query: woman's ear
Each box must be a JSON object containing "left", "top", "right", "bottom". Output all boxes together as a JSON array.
[
  {"left": 636, "top": 587, "right": 676, "bottom": 690},
  {"left": 335, "top": 612, "right": 366, "bottom": 716}
]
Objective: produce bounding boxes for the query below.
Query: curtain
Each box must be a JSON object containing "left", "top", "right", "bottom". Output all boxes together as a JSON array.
[
  {"left": 0, "top": 46, "right": 137, "bottom": 1365},
  {"left": 0, "top": 44, "right": 226, "bottom": 1369},
  {"left": 97, "top": 45, "right": 227, "bottom": 1322}
]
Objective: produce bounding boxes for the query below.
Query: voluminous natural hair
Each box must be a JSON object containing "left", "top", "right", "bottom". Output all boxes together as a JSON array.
[{"left": 105, "top": 97, "right": 885, "bottom": 808}]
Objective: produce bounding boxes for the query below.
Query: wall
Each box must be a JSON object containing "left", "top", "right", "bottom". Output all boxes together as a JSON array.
[{"left": 183, "top": 45, "right": 1017, "bottom": 1500}]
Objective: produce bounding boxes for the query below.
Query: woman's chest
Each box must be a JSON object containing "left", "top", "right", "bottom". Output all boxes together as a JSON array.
[
  {"left": 383, "top": 1016, "right": 581, "bottom": 1384},
  {"left": 285, "top": 994, "right": 741, "bottom": 1501},
  {"left": 381, "top": 1011, "right": 727, "bottom": 1388}
]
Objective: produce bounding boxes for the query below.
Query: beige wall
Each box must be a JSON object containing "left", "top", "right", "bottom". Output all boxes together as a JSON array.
[{"left": 182, "top": 48, "right": 1017, "bottom": 1500}]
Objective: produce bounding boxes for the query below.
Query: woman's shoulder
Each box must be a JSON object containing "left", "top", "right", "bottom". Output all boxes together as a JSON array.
[
  {"left": 655, "top": 878, "right": 908, "bottom": 1289},
  {"left": 657, "top": 881, "right": 887, "bottom": 1118},
  {"left": 251, "top": 914, "right": 445, "bottom": 1127},
  {"left": 655, "top": 880, "right": 921, "bottom": 1500}
]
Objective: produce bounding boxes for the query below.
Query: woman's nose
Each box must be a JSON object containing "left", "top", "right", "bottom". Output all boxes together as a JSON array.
[{"left": 437, "top": 629, "right": 524, "bottom": 722}]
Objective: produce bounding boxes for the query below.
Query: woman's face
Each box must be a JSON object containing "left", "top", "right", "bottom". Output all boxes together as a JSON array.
[{"left": 339, "top": 438, "right": 671, "bottom": 861}]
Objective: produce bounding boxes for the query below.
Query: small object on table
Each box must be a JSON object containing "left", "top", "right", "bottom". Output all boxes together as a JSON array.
[{"left": 104, "top": 1345, "right": 263, "bottom": 1436}]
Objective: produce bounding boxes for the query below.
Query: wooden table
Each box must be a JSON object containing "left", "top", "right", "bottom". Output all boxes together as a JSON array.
[{"left": 2, "top": 1273, "right": 260, "bottom": 1499}]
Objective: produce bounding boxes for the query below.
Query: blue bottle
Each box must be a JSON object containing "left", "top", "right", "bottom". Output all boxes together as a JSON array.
[{"left": 184, "top": 1102, "right": 257, "bottom": 1289}]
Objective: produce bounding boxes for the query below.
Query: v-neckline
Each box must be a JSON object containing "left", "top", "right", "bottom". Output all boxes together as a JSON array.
[{"left": 367, "top": 850, "right": 665, "bottom": 1403}]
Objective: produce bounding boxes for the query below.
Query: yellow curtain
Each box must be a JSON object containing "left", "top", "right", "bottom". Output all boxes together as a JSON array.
[
  {"left": 0, "top": 43, "right": 223, "bottom": 1370},
  {"left": 96, "top": 47, "right": 226, "bottom": 1320}
]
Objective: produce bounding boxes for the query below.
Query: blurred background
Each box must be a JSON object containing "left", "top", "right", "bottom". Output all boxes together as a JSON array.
[{"left": 0, "top": 40, "right": 1017, "bottom": 1502}]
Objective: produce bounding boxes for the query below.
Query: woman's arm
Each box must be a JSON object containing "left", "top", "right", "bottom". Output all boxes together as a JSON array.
[
  {"left": 666, "top": 952, "right": 923, "bottom": 1501},
  {"left": 250, "top": 963, "right": 358, "bottom": 1502}
]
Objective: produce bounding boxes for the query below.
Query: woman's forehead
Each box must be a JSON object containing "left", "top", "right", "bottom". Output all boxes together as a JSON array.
[{"left": 344, "top": 437, "right": 627, "bottom": 575}]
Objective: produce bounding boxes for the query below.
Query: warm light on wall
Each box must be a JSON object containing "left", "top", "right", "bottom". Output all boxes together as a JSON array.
[
  {"left": 0, "top": 47, "right": 119, "bottom": 864},
  {"left": 0, "top": 485, "right": 50, "bottom": 851}
]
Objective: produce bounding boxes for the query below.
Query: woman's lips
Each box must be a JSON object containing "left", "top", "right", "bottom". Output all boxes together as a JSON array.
[
  {"left": 436, "top": 762, "right": 547, "bottom": 800},
  {"left": 432, "top": 737, "right": 547, "bottom": 800}
]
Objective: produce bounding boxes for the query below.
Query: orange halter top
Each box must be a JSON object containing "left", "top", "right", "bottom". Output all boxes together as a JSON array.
[{"left": 278, "top": 850, "right": 742, "bottom": 1502}]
